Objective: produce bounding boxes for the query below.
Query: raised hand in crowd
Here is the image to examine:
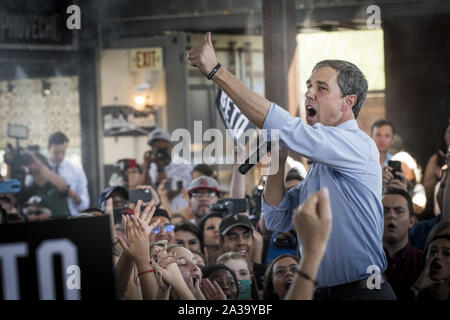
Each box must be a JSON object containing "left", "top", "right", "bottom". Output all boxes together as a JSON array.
[
  {"left": 188, "top": 276, "right": 206, "bottom": 300},
  {"left": 251, "top": 228, "right": 264, "bottom": 265},
  {"left": 152, "top": 251, "right": 176, "bottom": 299},
  {"left": 117, "top": 214, "right": 160, "bottom": 300},
  {"left": 151, "top": 252, "right": 196, "bottom": 300},
  {"left": 382, "top": 165, "right": 408, "bottom": 191},
  {"left": 104, "top": 198, "right": 119, "bottom": 248},
  {"left": 135, "top": 185, "right": 161, "bottom": 207},
  {"left": 438, "top": 150, "right": 450, "bottom": 221},
  {"left": 410, "top": 249, "right": 446, "bottom": 298},
  {"left": 157, "top": 179, "right": 173, "bottom": 216},
  {"left": 285, "top": 188, "right": 332, "bottom": 300},
  {"left": 201, "top": 278, "right": 227, "bottom": 300},
  {"left": 132, "top": 199, "right": 158, "bottom": 236},
  {"left": 114, "top": 200, "right": 159, "bottom": 299}
]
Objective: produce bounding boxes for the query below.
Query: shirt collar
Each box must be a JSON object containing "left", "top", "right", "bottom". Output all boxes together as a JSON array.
[
  {"left": 336, "top": 119, "right": 358, "bottom": 130},
  {"left": 48, "top": 159, "right": 65, "bottom": 169}
]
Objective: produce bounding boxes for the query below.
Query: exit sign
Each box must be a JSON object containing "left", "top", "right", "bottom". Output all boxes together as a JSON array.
[{"left": 130, "top": 48, "right": 163, "bottom": 71}]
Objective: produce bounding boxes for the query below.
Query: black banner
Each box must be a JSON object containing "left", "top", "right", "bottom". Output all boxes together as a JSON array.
[
  {"left": 0, "top": 216, "right": 115, "bottom": 300},
  {"left": 0, "top": 0, "right": 75, "bottom": 48},
  {"left": 216, "top": 89, "right": 255, "bottom": 142}
]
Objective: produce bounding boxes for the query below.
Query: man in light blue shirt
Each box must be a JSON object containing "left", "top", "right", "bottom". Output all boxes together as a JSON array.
[
  {"left": 189, "top": 33, "right": 396, "bottom": 299},
  {"left": 371, "top": 119, "right": 395, "bottom": 167},
  {"left": 48, "top": 132, "right": 90, "bottom": 216}
]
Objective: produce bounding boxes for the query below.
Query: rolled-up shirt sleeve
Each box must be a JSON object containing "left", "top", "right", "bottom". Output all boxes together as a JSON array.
[{"left": 262, "top": 182, "right": 303, "bottom": 232}]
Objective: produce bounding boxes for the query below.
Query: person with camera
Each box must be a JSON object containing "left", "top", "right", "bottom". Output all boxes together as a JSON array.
[
  {"left": 143, "top": 128, "right": 193, "bottom": 212},
  {"left": 47, "top": 132, "right": 89, "bottom": 216},
  {"left": 16, "top": 152, "right": 71, "bottom": 219}
]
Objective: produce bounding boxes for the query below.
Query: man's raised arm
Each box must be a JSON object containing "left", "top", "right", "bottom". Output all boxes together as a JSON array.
[{"left": 188, "top": 32, "right": 271, "bottom": 128}]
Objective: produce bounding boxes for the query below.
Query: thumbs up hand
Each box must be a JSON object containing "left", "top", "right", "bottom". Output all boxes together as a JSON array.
[{"left": 188, "top": 32, "right": 219, "bottom": 77}]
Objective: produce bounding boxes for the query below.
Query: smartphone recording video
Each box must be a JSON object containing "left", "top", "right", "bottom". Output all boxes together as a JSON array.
[{"left": 128, "top": 189, "right": 152, "bottom": 203}]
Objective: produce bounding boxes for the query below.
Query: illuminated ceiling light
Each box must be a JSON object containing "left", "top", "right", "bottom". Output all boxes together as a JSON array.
[{"left": 135, "top": 95, "right": 146, "bottom": 105}]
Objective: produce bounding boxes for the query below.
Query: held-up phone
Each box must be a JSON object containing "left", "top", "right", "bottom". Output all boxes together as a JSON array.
[
  {"left": 164, "top": 180, "right": 183, "bottom": 192},
  {"left": 113, "top": 206, "right": 134, "bottom": 224},
  {"left": 128, "top": 189, "right": 152, "bottom": 203},
  {"left": 388, "top": 160, "right": 402, "bottom": 179},
  {"left": 237, "top": 279, "right": 252, "bottom": 300}
]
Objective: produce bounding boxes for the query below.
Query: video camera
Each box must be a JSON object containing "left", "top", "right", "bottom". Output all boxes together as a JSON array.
[
  {"left": 153, "top": 148, "right": 170, "bottom": 162},
  {"left": 210, "top": 198, "right": 248, "bottom": 216},
  {"left": 3, "top": 124, "right": 39, "bottom": 185}
]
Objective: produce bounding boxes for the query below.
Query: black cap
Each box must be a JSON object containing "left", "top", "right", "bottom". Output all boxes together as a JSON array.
[
  {"left": 219, "top": 213, "right": 253, "bottom": 238},
  {"left": 24, "top": 195, "right": 48, "bottom": 208},
  {"left": 98, "top": 186, "right": 129, "bottom": 209}
]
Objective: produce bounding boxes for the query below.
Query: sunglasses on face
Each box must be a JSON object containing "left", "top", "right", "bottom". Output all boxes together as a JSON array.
[{"left": 152, "top": 224, "right": 175, "bottom": 234}]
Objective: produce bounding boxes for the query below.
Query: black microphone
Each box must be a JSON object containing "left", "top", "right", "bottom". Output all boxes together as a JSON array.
[{"left": 238, "top": 141, "right": 271, "bottom": 175}]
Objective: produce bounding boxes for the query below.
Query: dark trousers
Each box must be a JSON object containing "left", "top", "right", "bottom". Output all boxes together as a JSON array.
[{"left": 314, "top": 281, "right": 397, "bottom": 300}]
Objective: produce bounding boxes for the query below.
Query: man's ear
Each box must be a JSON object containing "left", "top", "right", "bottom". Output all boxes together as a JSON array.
[
  {"left": 409, "top": 216, "right": 415, "bottom": 229},
  {"left": 342, "top": 94, "right": 357, "bottom": 112}
]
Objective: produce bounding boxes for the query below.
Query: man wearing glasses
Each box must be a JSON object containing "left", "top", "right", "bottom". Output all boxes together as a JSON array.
[{"left": 187, "top": 176, "right": 221, "bottom": 225}]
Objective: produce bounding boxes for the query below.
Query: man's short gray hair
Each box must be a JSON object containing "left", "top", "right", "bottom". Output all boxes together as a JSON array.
[{"left": 312, "top": 60, "right": 368, "bottom": 119}]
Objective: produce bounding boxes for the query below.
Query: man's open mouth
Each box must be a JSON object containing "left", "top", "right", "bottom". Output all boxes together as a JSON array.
[
  {"left": 306, "top": 106, "right": 317, "bottom": 117},
  {"left": 387, "top": 223, "right": 396, "bottom": 230}
]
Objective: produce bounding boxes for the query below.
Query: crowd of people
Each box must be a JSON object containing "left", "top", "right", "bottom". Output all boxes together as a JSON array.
[{"left": 1, "top": 32, "right": 449, "bottom": 301}]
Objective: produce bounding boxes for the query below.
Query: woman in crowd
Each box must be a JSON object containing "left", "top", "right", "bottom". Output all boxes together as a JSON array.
[
  {"left": 202, "top": 264, "right": 239, "bottom": 300},
  {"left": 198, "top": 212, "right": 224, "bottom": 265},
  {"left": 217, "top": 251, "right": 261, "bottom": 300},
  {"left": 174, "top": 221, "right": 203, "bottom": 253},
  {"left": 263, "top": 254, "right": 300, "bottom": 300},
  {"left": 157, "top": 244, "right": 204, "bottom": 299},
  {"left": 409, "top": 234, "right": 450, "bottom": 300},
  {"left": 392, "top": 151, "right": 427, "bottom": 215}
]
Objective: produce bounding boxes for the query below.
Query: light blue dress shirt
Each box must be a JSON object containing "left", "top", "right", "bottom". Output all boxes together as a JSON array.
[
  {"left": 384, "top": 153, "right": 393, "bottom": 167},
  {"left": 262, "top": 103, "right": 387, "bottom": 287}
]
